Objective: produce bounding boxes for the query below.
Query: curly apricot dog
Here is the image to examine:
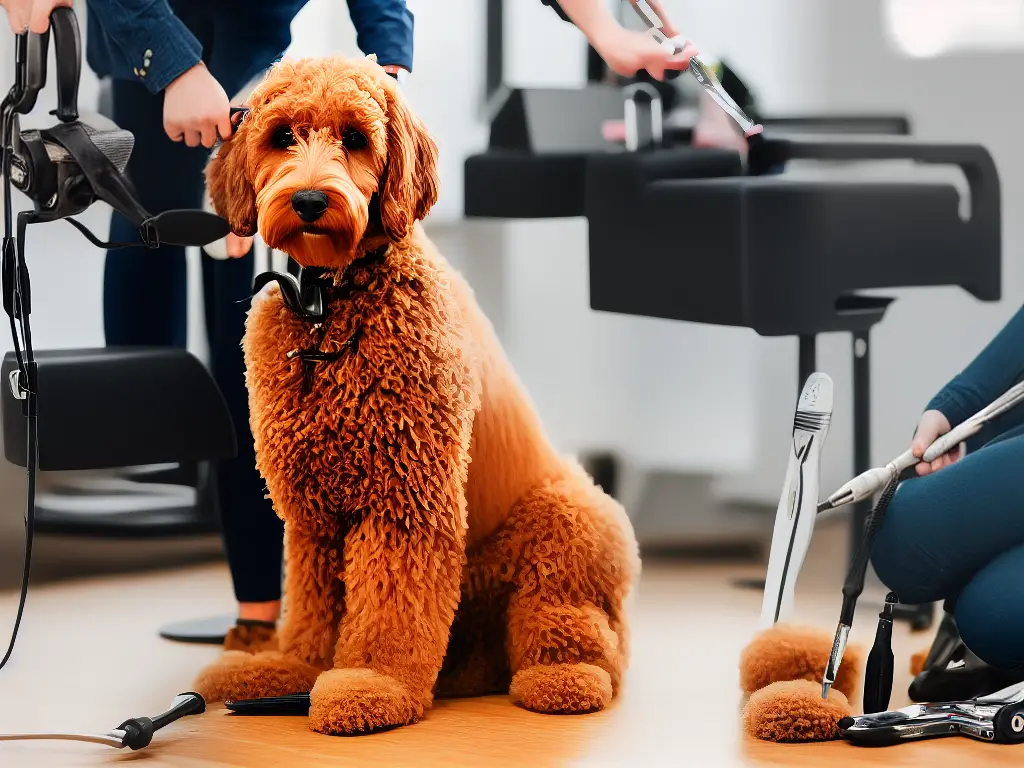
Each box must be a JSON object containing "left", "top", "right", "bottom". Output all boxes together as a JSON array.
[{"left": 192, "top": 56, "right": 639, "bottom": 736}]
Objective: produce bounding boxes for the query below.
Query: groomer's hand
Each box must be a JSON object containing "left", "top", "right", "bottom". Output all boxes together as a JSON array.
[
  {"left": 911, "top": 409, "right": 959, "bottom": 476},
  {"left": 592, "top": 25, "right": 697, "bottom": 80},
  {"left": 164, "top": 62, "right": 233, "bottom": 149},
  {"left": 0, "top": 0, "right": 71, "bottom": 34},
  {"left": 557, "top": 0, "right": 696, "bottom": 81}
]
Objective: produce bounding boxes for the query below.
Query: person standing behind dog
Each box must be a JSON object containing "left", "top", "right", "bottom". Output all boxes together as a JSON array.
[{"left": 0, "top": 0, "right": 414, "bottom": 651}]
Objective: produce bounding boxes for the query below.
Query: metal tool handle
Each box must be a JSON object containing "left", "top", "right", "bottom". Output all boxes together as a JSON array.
[
  {"left": 150, "top": 692, "right": 206, "bottom": 732},
  {"left": 116, "top": 692, "right": 206, "bottom": 750}
]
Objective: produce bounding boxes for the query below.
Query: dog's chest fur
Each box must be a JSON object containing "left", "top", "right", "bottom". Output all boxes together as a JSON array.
[{"left": 242, "top": 247, "right": 478, "bottom": 531}]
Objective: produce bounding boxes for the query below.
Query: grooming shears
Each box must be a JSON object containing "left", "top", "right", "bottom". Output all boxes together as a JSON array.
[{"left": 624, "top": 0, "right": 763, "bottom": 137}]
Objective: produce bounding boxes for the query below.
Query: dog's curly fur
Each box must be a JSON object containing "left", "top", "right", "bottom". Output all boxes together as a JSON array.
[
  {"left": 740, "top": 624, "right": 862, "bottom": 699},
  {"left": 742, "top": 680, "right": 853, "bottom": 742},
  {"left": 192, "top": 56, "right": 639, "bottom": 736},
  {"left": 739, "top": 624, "right": 863, "bottom": 743}
]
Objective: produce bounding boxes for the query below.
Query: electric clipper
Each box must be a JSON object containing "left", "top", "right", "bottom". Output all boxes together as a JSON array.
[
  {"left": 839, "top": 680, "right": 1024, "bottom": 747},
  {"left": 760, "top": 373, "right": 833, "bottom": 627}
]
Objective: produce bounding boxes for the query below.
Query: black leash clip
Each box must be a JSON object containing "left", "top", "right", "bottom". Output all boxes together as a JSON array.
[
  {"left": 252, "top": 267, "right": 327, "bottom": 322},
  {"left": 863, "top": 592, "right": 897, "bottom": 714}
]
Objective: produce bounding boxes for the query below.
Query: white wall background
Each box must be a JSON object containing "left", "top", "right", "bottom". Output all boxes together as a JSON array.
[
  {"left": 492, "top": 0, "right": 1023, "bottom": 506},
  {"left": 493, "top": 0, "right": 840, "bottom": 480},
  {"left": 715, "top": 0, "right": 1024, "bottom": 503},
  {"left": 0, "top": 0, "right": 1018, "bottom": 514}
]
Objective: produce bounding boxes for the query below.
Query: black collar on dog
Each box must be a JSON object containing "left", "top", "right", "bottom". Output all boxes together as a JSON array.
[
  {"left": 252, "top": 266, "right": 328, "bottom": 322},
  {"left": 251, "top": 245, "right": 388, "bottom": 322}
]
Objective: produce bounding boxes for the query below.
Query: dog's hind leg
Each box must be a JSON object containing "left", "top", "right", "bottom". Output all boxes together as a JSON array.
[{"left": 482, "top": 465, "right": 639, "bottom": 714}]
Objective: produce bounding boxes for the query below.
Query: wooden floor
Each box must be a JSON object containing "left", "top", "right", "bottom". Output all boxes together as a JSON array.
[{"left": 0, "top": 519, "right": 1018, "bottom": 767}]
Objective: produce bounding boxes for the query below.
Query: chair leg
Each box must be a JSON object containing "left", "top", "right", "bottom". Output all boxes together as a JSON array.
[{"left": 851, "top": 329, "right": 871, "bottom": 567}]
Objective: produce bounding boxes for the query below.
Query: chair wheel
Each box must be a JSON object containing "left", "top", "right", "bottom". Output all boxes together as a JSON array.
[
  {"left": 159, "top": 614, "right": 235, "bottom": 645},
  {"left": 995, "top": 705, "right": 1024, "bottom": 744}
]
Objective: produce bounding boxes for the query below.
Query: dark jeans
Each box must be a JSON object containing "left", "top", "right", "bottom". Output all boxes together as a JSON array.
[
  {"left": 102, "top": 78, "right": 282, "bottom": 604},
  {"left": 872, "top": 419, "right": 1024, "bottom": 670}
]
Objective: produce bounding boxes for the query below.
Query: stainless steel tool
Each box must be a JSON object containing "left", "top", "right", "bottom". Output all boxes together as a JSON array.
[
  {"left": 840, "top": 680, "right": 1024, "bottom": 746},
  {"left": 624, "top": 0, "right": 763, "bottom": 137}
]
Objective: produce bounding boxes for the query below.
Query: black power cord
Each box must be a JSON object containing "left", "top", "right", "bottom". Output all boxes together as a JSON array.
[{"left": 0, "top": 34, "right": 38, "bottom": 673}]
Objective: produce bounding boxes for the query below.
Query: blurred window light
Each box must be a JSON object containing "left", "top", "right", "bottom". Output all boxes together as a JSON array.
[{"left": 884, "top": 0, "right": 1024, "bottom": 57}]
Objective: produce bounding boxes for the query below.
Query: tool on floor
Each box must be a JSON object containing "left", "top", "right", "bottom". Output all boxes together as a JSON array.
[
  {"left": 759, "top": 373, "right": 834, "bottom": 628},
  {"left": 0, "top": 692, "right": 205, "bottom": 750},
  {"left": 839, "top": 679, "right": 1024, "bottom": 746},
  {"left": 225, "top": 692, "right": 312, "bottom": 715},
  {"left": 821, "top": 380, "right": 1024, "bottom": 701},
  {"left": 861, "top": 592, "right": 896, "bottom": 714},
  {"left": 0, "top": 7, "right": 229, "bottom": 673},
  {"left": 821, "top": 474, "right": 900, "bottom": 701},
  {"left": 624, "top": 0, "right": 763, "bottom": 137}
]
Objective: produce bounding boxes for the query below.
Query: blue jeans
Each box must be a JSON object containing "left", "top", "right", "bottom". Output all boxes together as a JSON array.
[
  {"left": 102, "top": 78, "right": 282, "bottom": 604},
  {"left": 872, "top": 419, "right": 1024, "bottom": 670}
]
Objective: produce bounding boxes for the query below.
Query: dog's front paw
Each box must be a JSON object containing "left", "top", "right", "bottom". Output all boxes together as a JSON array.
[
  {"left": 742, "top": 680, "right": 851, "bottom": 742},
  {"left": 308, "top": 668, "right": 421, "bottom": 735},
  {"left": 510, "top": 663, "right": 613, "bottom": 714},
  {"left": 739, "top": 624, "right": 862, "bottom": 700},
  {"left": 193, "top": 650, "right": 319, "bottom": 703}
]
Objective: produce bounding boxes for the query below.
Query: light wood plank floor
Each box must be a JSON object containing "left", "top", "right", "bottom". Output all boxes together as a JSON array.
[{"left": 0, "top": 519, "right": 1018, "bottom": 766}]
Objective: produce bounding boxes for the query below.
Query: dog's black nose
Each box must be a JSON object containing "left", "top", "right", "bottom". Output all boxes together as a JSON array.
[{"left": 291, "top": 190, "right": 329, "bottom": 223}]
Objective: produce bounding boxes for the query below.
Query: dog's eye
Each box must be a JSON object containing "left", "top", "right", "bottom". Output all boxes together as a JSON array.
[
  {"left": 342, "top": 129, "right": 367, "bottom": 151},
  {"left": 271, "top": 126, "right": 295, "bottom": 149}
]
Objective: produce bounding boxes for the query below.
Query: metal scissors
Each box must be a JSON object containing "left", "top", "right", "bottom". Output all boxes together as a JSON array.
[{"left": 624, "top": 0, "right": 763, "bottom": 137}]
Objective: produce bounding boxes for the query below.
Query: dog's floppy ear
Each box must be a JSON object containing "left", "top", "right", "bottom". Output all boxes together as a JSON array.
[
  {"left": 379, "top": 89, "right": 440, "bottom": 242},
  {"left": 206, "top": 127, "right": 257, "bottom": 237}
]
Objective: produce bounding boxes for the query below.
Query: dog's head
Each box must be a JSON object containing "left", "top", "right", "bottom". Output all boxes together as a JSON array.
[{"left": 207, "top": 56, "right": 439, "bottom": 269}]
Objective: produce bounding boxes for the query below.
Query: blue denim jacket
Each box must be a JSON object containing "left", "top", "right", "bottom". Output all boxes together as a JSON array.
[{"left": 85, "top": 0, "right": 414, "bottom": 100}]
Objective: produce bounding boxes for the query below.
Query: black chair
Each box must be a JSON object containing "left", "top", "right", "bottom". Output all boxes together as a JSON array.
[
  {"left": 1, "top": 347, "right": 235, "bottom": 537},
  {"left": 465, "top": 85, "right": 1002, "bottom": 631}
]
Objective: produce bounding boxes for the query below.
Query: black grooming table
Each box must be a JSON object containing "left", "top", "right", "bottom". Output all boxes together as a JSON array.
[{"left": 462, "top": 86, "right": 1003, "bottom": 633}]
